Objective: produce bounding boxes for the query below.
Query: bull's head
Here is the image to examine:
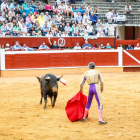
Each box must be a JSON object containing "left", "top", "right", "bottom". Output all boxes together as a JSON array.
[{"left": 36, "top": 75, "right": 63, "bottom": 92}]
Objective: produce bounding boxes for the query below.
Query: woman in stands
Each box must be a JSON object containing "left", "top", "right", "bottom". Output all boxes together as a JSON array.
[
  {"left": 72, "top": 5, "right": 77, "bottom": 19},
  {"left": 45, "top": 2, "right": 53, "bottom": 18},
  {"left": 86, "top": 4, "right": 92, "bottom": 16},
  {"left": 112, "top": 10, "right": 118, "bottom": 24},
  {"left": 51, "top": 24, "right": 58, "bottom": 33},
  {"left": 26, "top": 14, "right": 33, "bottom": 23},
  {"left": 53, "top": 2, "right": 59, "bottom": 15},
  {"left": 38, "top": 2, "right": 45, "bottom": 14},
  {"left": 60, "top": 17, "right": 66, "bottom": 27},
  {"left": 58, "top": 24, "right": 65, "bottom": 33}
]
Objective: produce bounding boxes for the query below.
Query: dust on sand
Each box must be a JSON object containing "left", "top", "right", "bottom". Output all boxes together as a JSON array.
[{"left": 0, "top": 72, "right": 140, "bottom": 140}]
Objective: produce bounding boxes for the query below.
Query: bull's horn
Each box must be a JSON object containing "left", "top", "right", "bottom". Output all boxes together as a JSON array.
[
  {"left": 45, "top": 77, "right": 50, "bottom": 80},
  {"left": 57, "top": 75, "right": 63, "bottom": 79}
]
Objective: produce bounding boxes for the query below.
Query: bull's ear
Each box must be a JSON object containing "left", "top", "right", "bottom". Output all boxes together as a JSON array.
[
  {"left": 45, "top": 77, "right": 50, "bottom": 81},
  {"left": 57, "top": 75, "right": 63, "bottom": 81},
  {"left": 36, "top": 77, "right": 41, "bottom": 83}
]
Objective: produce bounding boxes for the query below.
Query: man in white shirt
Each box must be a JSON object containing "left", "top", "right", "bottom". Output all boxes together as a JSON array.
[
  {"left": 1, "top": 0, "right": 8, "bottom": 12},
  {"left": 134, "top": 43, "right": 140, "bottom": 50},
  {"left": 83, "top": 11, "right": 90, "bottom": 22},
  {"left": 87, "top": 22, "right": 94, "bottom": 35},
  {"left": 44, "top": 12, "right": 51, "bottom": 21},
  {"left": 125, "top": 3, "right": 132, "bottom": 14},
  {"left": 106, "top": 9, "right": 113, "bottom": 23},
  {"left": 0, "top": 30, "right": 5, "bottom": 36},
  {"left": 21, "top": 23, "right": 27, "bottom": 33},
  {"left": 66, "top": 4, "right": 73, "bottom": 18},
  {"left": 73, "top": 42, "right": 81, "bottom": 50},
  {"left": 62, "top": 31, "right": 69, "bottom": 37},
  {"left": 58, "top": 2, "right": 65, "bottom": 14},
  {"left": 65, "top": 23, "right": 72, "bottom": 36},
  {"left": 8, "top": 8, "right": 15, "bottom": 17},
  {"left": 56, "top": 13, "right": 62, "bottom": 22}
]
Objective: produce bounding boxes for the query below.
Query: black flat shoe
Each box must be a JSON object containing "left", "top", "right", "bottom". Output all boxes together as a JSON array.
[
  {"left": 99, "top": 121, "right": 107, "bottom": 125},
  {"left": 81, "top": 119, "right": 85, "bottom": 122}
]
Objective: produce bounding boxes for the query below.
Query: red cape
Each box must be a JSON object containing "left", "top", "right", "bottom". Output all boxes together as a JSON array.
[{"left": 65, "top": 91, "right": 87, "bottom": 122}]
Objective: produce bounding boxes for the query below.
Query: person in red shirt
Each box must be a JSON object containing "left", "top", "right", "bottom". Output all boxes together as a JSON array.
[{"left": 45, "top": 2, "right": 53, "bottom": 18}]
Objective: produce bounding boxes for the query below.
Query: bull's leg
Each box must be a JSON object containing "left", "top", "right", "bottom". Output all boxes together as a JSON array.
[
  {"left": 43, "top": 94, "right": 47, "bottom": 110},
  {"left": 40, "top": 90, "right": 43, "bottom": 104},
  {"left": 52, "top": 93, "right": 57, "bottom": 107}
]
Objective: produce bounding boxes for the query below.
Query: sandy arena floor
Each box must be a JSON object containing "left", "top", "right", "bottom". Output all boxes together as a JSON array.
[{"left": 0, "top": 72, "right": 140, "bottom": 140}]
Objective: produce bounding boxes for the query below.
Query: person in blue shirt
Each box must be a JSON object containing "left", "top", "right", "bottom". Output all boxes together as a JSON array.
[
  {"left": 78, "top": 5, "right": 85, "bottom": 17},
  {"left": 42, "top": 23, "right": 50, "bottom": 36},
  {"left": 82, "top": 40, "right": 92, "bottom": 49},
  {"left": 39, "top": 42, "right": 50, "bottom": 49},
  {"left": 13, "top": 41, "right": 22, "bottom": 50},
  {"left": 22, "top": 43, "right": 34, "bottom": 51},
  {"left": 75, "top": 12, "right": 82, "bottom": 24},
  {"left": 90, "top": 12, "right": 98, "bottom": 25},
  {"left": 126, "top": 45, "right": 133, "bottom": 50},
  {"left": 1, "top": 23, "right": 7, "bottom": 33},
  {"left": 26, "top": 19, "right": 32, "bottom": 33},
  {"left": 105, "top": 43, "right": 112, "bottom": 49}
]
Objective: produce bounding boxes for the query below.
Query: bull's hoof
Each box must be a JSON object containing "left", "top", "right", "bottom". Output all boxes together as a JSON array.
[
  {"left": 40, "top": 101, "right": 42, "bottom": 104},
  {"left": 44, "top": 105, "right": 47, "bottom": 110}
]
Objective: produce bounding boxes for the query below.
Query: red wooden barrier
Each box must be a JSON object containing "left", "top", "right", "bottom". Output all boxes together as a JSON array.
[{"left": 5, "top": 51, "right": 118, "bottom": 69}]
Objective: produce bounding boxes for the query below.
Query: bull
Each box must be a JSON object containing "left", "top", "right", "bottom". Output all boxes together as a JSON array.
[{"left": 36, "top": 74, "right": 63, "bottom": 110}]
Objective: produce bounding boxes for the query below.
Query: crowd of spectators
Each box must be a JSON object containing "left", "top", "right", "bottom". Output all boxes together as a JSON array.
[{"left": 0, "top": 0, "right": 132, "bottom": 37}]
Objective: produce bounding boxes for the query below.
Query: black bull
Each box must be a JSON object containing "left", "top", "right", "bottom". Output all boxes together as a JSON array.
[{"left": 36, "top": 74, "right": 63, "bottom": 110}]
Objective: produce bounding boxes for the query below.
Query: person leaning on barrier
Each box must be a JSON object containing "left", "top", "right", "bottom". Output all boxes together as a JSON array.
[
  {"left": 105, "top": 43, "right": 112, "bottom": 49},
  {"left": 38, "top": 42, "right": 50, "bottom": 50},
  {"left": 134, "top": 43, "right": 140, "bottom": 50},
  {"left": 82, "top": 40, "right": 92, "bottom": 49},
  {"left": 13, "top": 41, "right": 22, "bottom": 50},
  {"left": 73, "top": 42, "right": 81, "bottom": 50},
  {"left": 22, "top": 43, "right": 34, "bottom": 51},
  {"left": 126, "top": 45, "right": 133, "bottom": 50},
  {"left": 48, "top": 37, "right": 62, "bottom": 49}
]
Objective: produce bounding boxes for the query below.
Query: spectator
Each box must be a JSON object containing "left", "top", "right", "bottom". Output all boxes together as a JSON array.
[
  {"left": 1, "top": 0, "right": 8, "bottom": 13},
  {"left": 99, "top": 43, "right": 105, "bottom": 49},
  {"left": 12, "top": 30, "right": 19, "bottom": 36},
  {"left": 44, "top": 12, "right": 51, "bottom": 21},
  {"left": 126, "top": 45, "right": 133, "bottom": 50},
  {"left": 70, "top": 20, "right": 75, "bottom": 27},
  {"left": 7, "top": 23, "right": 13, "bottom": 33},
  {"left": 14, "top": 7, "right": 20, "bottom": 15},
  {"left": 93, "top": 6, "right": 99, "bottom": 15},
  {"left": 35, "top": 22, "right": 42, "bottom": 33},
  {"left": 21, "top": 23, "right": 27, "bottom": 33},
  {"left": 72, "top": 23, "right": 77, "bottom": 35},
  {"left": 1, "top": 22, "right": 7, "bottom": 34},
  {"left": 60, "top": 17, "right": 66, "bottom": 27},
  {"left": 48, "top": 37, "right": 62, "bottom": 49},
  {"left": 22, "top": 1, "right": 27, "bottom": 8},
  {"left": 19, "top": 0, "right": 24, "bottom": 6},
  {"left": 72, "top": 5, "right": 77, "bottom": 18},
  {"left": 106, "top": 9, "right": 113, "bottom": 23},
  {"left": 86, "top": 4, "right": 92, "bottom": 16},
  {"left": 31, "top": 11, "right": 37, "bottom": 21},
  {"left": 47, "top": 17, "right": 52, "bottom": 28},
  {"left": 51, "top": 24, "right": 58, "bottom": 33},
  {"left": 83, "top": 30, "right": 89, "bottom": 37},
  {"left": 56, "top": 13, "right": 62, "bottom": 22},
  {"left": 21, "top": 11, "right": 27, "bottom": 22},
  {"left": 37, "top": 13, "right": 45, "bottom": 26},
  {"left": 18, "top": 30, "right": 23, "bottom": 36},
  {"left": 26, "top": 19, "right": 32, "bottom": 33},
  {"left": 134, "top": 43, "right": 140, "bottom": 50},
  {"left": 125, "top": 3, "right": 132, "bottom": 14},
  {"left": 22, "top": 43, "right": 34, "bottom": 51},
  {"left": 58, "top": 24, "right": 65, "bottom": 32},
  {"left": 13, "top": 23, "right": 20, "bottom": 33},
  {"left": 32, "top": 31, "right": 37, "bottom": 36},
  {"left": 82, "top": 40, "right": 92, "bottom": 49},
  {"left": 74, "top": 30, "right": 80, "bottom": 36},
  {"left": 13, "top": 41, "right": 22, "bottom": 49},
  {"left": 0, "top": 29, "right": 5, "bottom": 36},
  {"left": 37, "top": 31, "right": 42, "bottom": 36},
  {"left": 53, "top": 2, "right": 59, "bottom": 14},
  {"left": 26, "top": 14, "right": 33, "bottom": 23},
  {"left": 83, "top": 11, "right": 90, "bottom": 22},
  {"left": 75, "top": 12, "right": 82, "bottom": 24},
  {"left": 87, "top": 22, "right": 94, "bottom": 36},
  {"left": 65, "top": 23, "right": 72, "bottom": 36},
  {"left": 58, "top": 2, "right": 65, "bottom": 15},
  {"left": 39, "top": 42, "right": 50, "bottom": 49},
  {"left": 90, "top": 12, "right": 98, "bottom": 25},
  {"left": 9, "top": 8, "right": 15, "bottom": 17},
  {"left": 53, "top": 17, "right": 60, "bottom": 27},
  {"left": 5, "top": 43, "right": 11, "bottom": 50},
  {"left": 105, "top": 43, "right": 112, "bottom": 49},
  {"left": 94, "top": 43, "right": 101, "bottom": 50},
  {"left": 45, "top": 2, "right": 53, "bottom": 17},
  {"left": 5, "top": 30, "right": 12, "bottom": 36},
  {"left": 73, "top": 42, "right": 81, "bottom": 50},
  {"left": 96, "top": 19, "right": 105, "bottom": 35},
  {"left": 62, "top": 31, "right": 69, "bottom": 37},
  {"left": 38, "top": 2, "right": 45, "bottom": 14},
  {"left": 42, "top": 23, "right": 50, "bottom": 36},
  {"left": 78, "top": 5, "right": 85, "bottom": 17},
  {"left": 113, "top": 10, "right": 118, "bottom": 23},
  {"left": 50, "top": 30, "right": 57, "bottom": 37},
  {"left": 66, "top": 4, "right": 73, "bottom": 18},
  {"left": 97, "top": 28, "right": 105, "bottom": 37},
  {"left": 30, "top": 1, "right": 37, "bottom": 13}
]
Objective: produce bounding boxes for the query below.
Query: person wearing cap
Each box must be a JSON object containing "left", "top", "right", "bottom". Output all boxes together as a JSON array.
[
  {"left": 39, "top": 42, "right": 50, "bottom": 49},
  {"left": 4, "top": 43, "right": 11, "bottom": 50},
  {"left": 90, "top": 12, "right": 98, "bottom": 25},
  {"left": 80, "top": 62, "right": 107, "bottom": 125},
  {"left": 13, "top": 41, "right": 22, "bottom": 50},
  {"left": 73, "top": 42, "right": 81, "bottom": 50},
  {"left": 44, "top": 12, "right": 51, "bottom": 21}
]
